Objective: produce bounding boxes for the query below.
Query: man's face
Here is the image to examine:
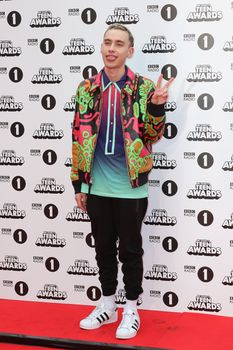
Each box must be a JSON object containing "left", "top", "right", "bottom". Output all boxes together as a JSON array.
[{"left": 101, "top": 29, "right": 134, "bottom": 70}]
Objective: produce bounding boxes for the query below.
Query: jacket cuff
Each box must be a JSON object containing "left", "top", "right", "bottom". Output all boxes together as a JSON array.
[
  {"left": 72, "top": 180, "right": 82, "bottom": 194},
  {"left": 148, "top": 103, "right": 165, "bottom": 117}
]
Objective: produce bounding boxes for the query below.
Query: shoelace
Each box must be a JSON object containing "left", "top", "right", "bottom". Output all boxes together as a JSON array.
[{"left": 120, "top": 310, "right": 138, "bottom": 329}]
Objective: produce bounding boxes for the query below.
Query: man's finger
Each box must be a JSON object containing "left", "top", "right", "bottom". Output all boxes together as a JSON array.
[
  {"left": 164, "top": 77, "right": 175, "bottom": 89},
  {"left": 156, "top": 74, "right": 163, "bottom": 89}
]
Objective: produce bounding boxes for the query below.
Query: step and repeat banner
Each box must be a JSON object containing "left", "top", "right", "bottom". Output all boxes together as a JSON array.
[{"left": 1, "top": 0, "right": 233, "bottom": 316}]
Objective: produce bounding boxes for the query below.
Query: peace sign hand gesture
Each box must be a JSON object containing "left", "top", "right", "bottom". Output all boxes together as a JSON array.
[{"left": 151, "top": 74, "right": 174, "bottom": 105}]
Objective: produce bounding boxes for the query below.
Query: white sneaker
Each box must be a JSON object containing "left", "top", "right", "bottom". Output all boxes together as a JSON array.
[
  {"left": 80, "top": 303, "right": 118, "bottom": 330},
  {"left": 116, "top": 309, "right": 140, "bottom": 339}
]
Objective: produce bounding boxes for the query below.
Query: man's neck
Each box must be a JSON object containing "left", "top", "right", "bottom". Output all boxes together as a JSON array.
[{"left": 104, "top": 66, "right": 126, "bottom": 82}]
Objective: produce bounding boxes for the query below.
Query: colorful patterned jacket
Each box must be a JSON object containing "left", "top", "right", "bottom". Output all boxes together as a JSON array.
[{"left": 71, "top": 66, "right": 166, "bottom": 193}]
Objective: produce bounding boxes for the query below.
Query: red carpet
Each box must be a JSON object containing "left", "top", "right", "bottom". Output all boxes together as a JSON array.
[{"left": 0, "top": 299, "right": 233, "bottom": 349}]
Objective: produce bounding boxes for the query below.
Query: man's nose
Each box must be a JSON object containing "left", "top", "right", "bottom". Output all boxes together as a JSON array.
[{"left": 109, "top": 43, "right": 115, "bottom": 51}]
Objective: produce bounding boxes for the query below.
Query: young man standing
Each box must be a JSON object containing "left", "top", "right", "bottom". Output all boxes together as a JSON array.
[{"left": 71, "top": 24, "right": 173, "bottom": 339}]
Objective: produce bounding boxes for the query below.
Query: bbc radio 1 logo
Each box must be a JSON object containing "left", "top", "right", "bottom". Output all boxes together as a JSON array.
[
  {"left": 66, "top": 206, "right": 90, "bottom": 222},
  {"left": 37, "top": 284, "right": 67, "bottom": 300},
  {"left": 30, "top": 11, "right": 61, "bottom": 27},
  {"left": 33, "top": 123, "right": 64, "bottom": 139},
  {"left": 223, "top": 36, "right": 233, "bottom": 51},
  {"left": 0, "top": 202, "right": 25, "bottom": 219},
  {"left": 114, "top": 289, "right": 142, "bottom": 306},
  {"left": 35, "top": 231, "right": 66, "bottom": 247},
  {"left": 0, "top": 150, "right": 24, "bottom": 166},
  {"left": 186, "top": 4, "right": 222, "bottom": 22},
  {"left": 152, "top": 152, "right": 177, "bottom": 169},
  {"left": 187, "top": 182, "right": 221, "bottom": 200},
  {"left": 34, "top": 178, "right": 65, "bottom": 194},
  {"left": 222, "top": 270, "right": 233, "bottom": 286},
  {"left": 187, "top": 295, "right": 221, "bottom": 312},
  {"left": 63, "top": 38, "right": 94, "bottom": 55},
  {"left": 64, "top": 96, "right": 75, "bottom": 112},
  {"left": 31, "top": 67, "right": 62, "bottom": 84},
  {"left": 106, "top": 7, "right": 139, "bottom": 24},
  {"left": 187, "top": 239, "right": 221, "bottom": 256},
  {"left": 222, "top": 96, "right": 233, "bottom": 112},
  {"left": 0, "top": 40, "right": 21, "bottom": 57},
  {"left": 144, "top": 209, "right": 177, "bottom": 226},
  {"left": 222, "top": 155, "right": 233, "bottom": 171},
  {"left": 222, "top": 213, "right": 233, "bottom": 229},
  {"left": 0, "top": 255, "right": 27, "bottom": 271},
  {"left": 67, "top": 259, "right": 98, "bottom": 275},
  {"left": 186, "top": 64, "right": 222, "bottom": 82},
  {"left": 187, "top": 124, "right": 221, "bottom": 141},
  {"left": 142, "top": 35, "right": 176, "bottom": 53},
  {"left": 144, "top": 264, "right": 177, "bottom": 281},
  {"left": 0, "top": 95, "right": 23, "bottom": 112}
]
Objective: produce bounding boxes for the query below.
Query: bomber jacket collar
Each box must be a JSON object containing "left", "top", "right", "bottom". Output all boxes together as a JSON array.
[{"left": 90, "top": 66, "right": 136, "bottom": 96}]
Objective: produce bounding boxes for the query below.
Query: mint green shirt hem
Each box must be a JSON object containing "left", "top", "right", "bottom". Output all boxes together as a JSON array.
[{"left": 81, "top": 183, "right": 148, "bottom": 199}]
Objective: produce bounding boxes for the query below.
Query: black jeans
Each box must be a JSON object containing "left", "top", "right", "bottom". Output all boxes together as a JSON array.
[{"left": 86, "top": 195, "right": 148, "bottom": 300}]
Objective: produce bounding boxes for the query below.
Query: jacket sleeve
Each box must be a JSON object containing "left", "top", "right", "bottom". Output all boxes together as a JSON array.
[
  {"left": 143, "top": 82, "right": 166, "bottom": 144},
  {"left": 70, "top": 86, "right": 82, "bottom": 194}
]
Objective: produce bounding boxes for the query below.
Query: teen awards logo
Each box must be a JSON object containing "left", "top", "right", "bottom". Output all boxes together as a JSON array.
[
  {"left": 0, "top": 203, "right": 25, "bottom": 219},
  {"left": 0, "top": 255, "right": 27, "bottom": 271},
  {"left": 64, "top": 157, "right": 72, "bottom": 167},
  {"left": 31, "top": 67, "right": 62, "bottom": 84},
  {"left": 222, "top": 96, "right": 233, "bottom": 112},
  {"left": 67, "top": 259, "right": 98, "bottom": 275},
  {"left": 144, "top": 264, "right": 177, "bottom": 281},
  {"left": 0, "top": 150, "right": 24, "bottom": 166},
  {"left": 106, "top": 7, "right": 139, "bottom": 24},
  {"left": 164, "top": 101, "right": 177, "bottom": 112},
  {"left": 187, "top": 295, "right": 221, "bottom": 312},
  {"left": 187, "top": 239, "right": 221, "bottom": 256},
  {"left": 187, "top": 124, "right": 222, "bottom": 141},
  {"left": 37, "top": 284, "right": 67, "bottom": 300},
  {"left": 0, "top": 95, "right": 23, "bottom": 112},
  {"left": 64, "top": 96, "right": 75, "bottom": 112},
  {"left": 144, "top": 209, "right": 177, "bottom": 226},
  {"left": 222, "top": 155, "right": 233, "bottom": 171},
  {"left": 63, "top": 38, "right": 94, "bottom": 55},
  {"left": 186, "top": 64, "right": 222, "bottom": 82},
  {"left": 187, "top": 182, "right": 221, "bottom": 200},
  {"left": 142, "top": 35, "right": 176, "bottom": 53},
  {"left": 114, "top": 289, "right": 142, "bottom": 306},
  {"left": 223, "top": 36, "right": 233, "bottom": 51},
  {"left": 33, "top": 123, "right": 63, "bottom": 139},
  {"left": 34, "top": 178, "right": 65, "bottom": 194},
  {"left": 66, "top": 207, "right": 90, "bottom": 222},
  {"left": 222, "top": 213, "right": 233, "bottom": 229},
  {"left": 35, "top": 231, "right": 66, "bottom": 247},
  {"left": 30, "top": 11, "right": 61, "bottom": 27},
  {"left": 152, "top": 152, "right": 177, "bottom": 169},
  {"left": 0, "top": 40, "right": 21, "bottom": 56},
  {"left": 222, "top": 270, "right": 233, "bottom": 286},
  {"left": 186, "top": 4, "right": 222, "bottom": 22}
]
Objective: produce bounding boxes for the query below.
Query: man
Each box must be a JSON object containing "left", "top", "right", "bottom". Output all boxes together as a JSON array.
[{"left": 71, "top": 23, "right": 173, "bottom": 339}]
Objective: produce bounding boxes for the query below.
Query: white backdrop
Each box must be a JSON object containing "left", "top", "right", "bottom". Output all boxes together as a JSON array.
[{"left": 1, "top": 0, "right": 233, "bottom": 316}]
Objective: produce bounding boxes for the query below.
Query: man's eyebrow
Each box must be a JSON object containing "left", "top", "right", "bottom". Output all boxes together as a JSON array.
[{"left": 104, "top": 38, "right": 125, "bottom": 44}]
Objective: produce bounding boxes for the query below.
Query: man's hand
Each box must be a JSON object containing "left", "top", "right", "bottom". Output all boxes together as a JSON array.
[
  {"left": 151, "top": 74, "right": 174, "bottom": 105},
  {"left": 75, "top": 193, "right": 87, "bottom": 212}
]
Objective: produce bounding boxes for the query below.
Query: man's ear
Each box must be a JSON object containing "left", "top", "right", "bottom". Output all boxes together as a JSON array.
[{"left": 128, "top": 47, "right": 134, "bottom": 58}]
